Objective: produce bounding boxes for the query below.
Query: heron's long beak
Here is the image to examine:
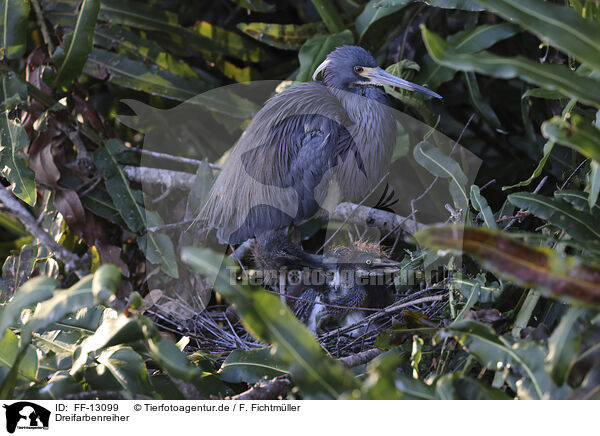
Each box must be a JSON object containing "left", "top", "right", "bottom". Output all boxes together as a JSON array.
[
  {"left": 360, "top": 67, "right": 442, "bottom": 99},
  {"left": 356, "top": 258, "right": 401, "bottom": 278}
]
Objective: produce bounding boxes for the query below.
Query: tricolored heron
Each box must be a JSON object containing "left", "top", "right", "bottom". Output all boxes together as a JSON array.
[{"left": 201, "top": 45, "right": 441, "bottom": 244}]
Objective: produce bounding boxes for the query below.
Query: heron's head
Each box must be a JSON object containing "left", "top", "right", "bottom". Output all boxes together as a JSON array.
[
  {"left": 325, "top": 241, "right": 401, "bottom": 278},
  {"left": 313, "top": 45, "right": 441, "bottom": 99}
]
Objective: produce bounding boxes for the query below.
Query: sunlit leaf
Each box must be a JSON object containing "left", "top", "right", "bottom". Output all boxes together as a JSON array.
[
  {"left": 541, "top": 115, "right": 600, "bottom": 163},
  {"left": 237, "top": 22, "right": 326, "bottom": 50},
  {"left": 416, "top": 225, "right": 600, "bottom": 304},
  {"left": 0, "top": 0, "right": 30, "bottom": 59}
]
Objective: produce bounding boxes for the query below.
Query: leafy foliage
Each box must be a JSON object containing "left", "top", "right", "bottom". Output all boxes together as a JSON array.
[{"left": 1, "top": 0, "right": 600, "bottom": 400}]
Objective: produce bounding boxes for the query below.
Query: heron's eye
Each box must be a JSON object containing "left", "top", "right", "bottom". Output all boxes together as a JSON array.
[
  {"left": 365, "top": 259, "right": 372, "bottom": 265},
  {"left": 354, "top": 66, "right": 364, "bottom": 74}
]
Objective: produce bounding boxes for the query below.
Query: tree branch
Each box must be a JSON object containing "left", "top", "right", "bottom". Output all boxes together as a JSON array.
[{"left": 0, "top": 186, "right": 89, "bottom": 277}]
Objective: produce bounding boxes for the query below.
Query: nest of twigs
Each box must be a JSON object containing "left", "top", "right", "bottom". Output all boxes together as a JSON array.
[{"left": 147, "top": 284, "right": 448, "bottom": 361}]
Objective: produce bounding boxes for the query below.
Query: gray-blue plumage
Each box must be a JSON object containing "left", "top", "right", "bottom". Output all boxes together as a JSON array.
[{"left": 201, "top": 46, "right": 439, "bottom": 244}]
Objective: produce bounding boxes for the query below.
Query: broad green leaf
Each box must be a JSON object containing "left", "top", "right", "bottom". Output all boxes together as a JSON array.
[
  {"left": 470, "top": 185, "right": 498, "bottom": 229},
  {"left": 541, "top": 115, "right": 600, "bottom": 163},
  {"left": 0, "top": 113, "right": 36, "bottom": 205},
  {"left": 93, "top": 139, "right": 146, "bottom": 233},
  {"left": 546, "top": 307, "right": 585, "bottom": 386},
  {"left": 95, "top": 346, "right": 151, "bottom": 394},
  {"left": 508, "top": 192, "right": 600, "bottom": 241},
  {"left": 85, "top": 49, "right": 209, "bottom": 102},
  {"left": 416, "top": 226, "right": 600, "bottom": 304},
  {"left": 219, "top": 347, "right": 288, "bottom": 384},
  {"left": 139, "top": 211, "right": 179, "bottom": 279},
  {"left": 0, "top": 0, "right": 30, "bottom": 59},
  {"left": 1, "top": 244, "right": 38, "bottom": 303},
  {"left": 0, "top": 328, "right": 38, "bottom": 382},
  {"left": 93, "top": 26, "right": 203, "bottom": 80},
  {"left": 447, "top": 320, "right": 560, "bottom": 399},
  {"left": 237, "top": 22, "right": 326, "bottom": 50},
  {"left": 47, "top": 0, "right": 100, "bottom": 88},
  {"left": 421, "top": 25, "right": 600, "bottom": 108},
  {"left": 20, "top": 265, "right": 119, "bottom": 347},
  {"left": 413, "top": 141, "right": 469, "bottom": 212},
  {"left": 355, "top": 0, "right": 411, "bottom": 41},
  {"left": 1, "top": 73, "right": 27, "bottom": 110},
  {"left": 477, "top": 0, "right": 600, "bottom": 71},
  {"left": 555, "top": 190, "right": 600, "bottom": 217},
  {"left": 417, "top": 23, "right": 519, "bottom": 89},
  {"left": 435, "top": 373, "right": 510, "bottom": 399},
  {"left": 182, "top": 247, "right": 359, "bottom": 399},
  {"left": 0, "top": 276, "right": 57, "bottom": 344},
  {"left": 297, "top": 30, "right": 353, "bottom": 82},
  {"left": 146, "top": 334, "right": 202, "bottom": 381}
]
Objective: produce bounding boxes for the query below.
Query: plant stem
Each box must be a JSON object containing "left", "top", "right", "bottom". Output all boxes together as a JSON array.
[
  {"left": 311, "top": 0, "right": 345, "bottom": 33},
  {"left": 511, "top": 289, "right": 541, "bottom": 338}
]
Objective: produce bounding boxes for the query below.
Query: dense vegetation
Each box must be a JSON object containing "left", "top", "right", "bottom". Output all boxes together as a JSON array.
[{"left": 1, "top": 0, "right": 600, "bottom": 400}]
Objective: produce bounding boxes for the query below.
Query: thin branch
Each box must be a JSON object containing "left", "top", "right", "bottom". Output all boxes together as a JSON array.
[
  {"left": 338, "top": 348, "right": 383, "bottom": 367},
  {"left": 132, "top": 148, "right": 222, "bottom": 170},
  {"left": 230, "top": 375, "right": 293, "bottom": 400},
  {"left": 0, "top": 186, "right": 89, "bottom": 277}
]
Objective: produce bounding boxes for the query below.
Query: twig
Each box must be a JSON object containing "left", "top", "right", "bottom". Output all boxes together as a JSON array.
[
  {"left": 30, "top": 0, "right": 54, "bottom": 55},
  {"left": 504, "top": 175, "right": 548, "bottom": 230},
  {"left": 560, "top": 158, "right": 589, "bottom": 191},
  {"left": 338, "top": 348, "right": 383, "bottom": 367},
  {"left": 0, "top": 186, "right": 89, "bottom": 277},
  {"left": 318, "top": 294, "right": 445, "bottom": 340},
  {"left": 230, "top": 375, "right": 293, "bottom": 400},
  {"left": 122, "top": 165, "right": 196, "bottom": 190},
  {"left": 132, "top": 148, "right": 222, "bottom": 170},
  {"left": 331, "top": 202, "right": 424, "bottom": 236}
]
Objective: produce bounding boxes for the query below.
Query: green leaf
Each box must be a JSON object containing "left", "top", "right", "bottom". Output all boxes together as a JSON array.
[
  {"left": 421, "top": 25, "right": 600, "bottom": 108},
  {"left": 1, "top": 73, "right": 27, "bottom": 110},
  {"left": 0, "top": 276, "right": 58, "bottom": 344},
  {"left": 182, "top": 247, "right": 359, "bottom": 399},
  {"left": 47, "top": 0, "right": 100, "bottom": 88},
  {"left": 508, "top": 192, "right": 600, "bottom": 241},
  {"left": 297, "top": 30, "right": 353, "bottom": 82},
  {"left": 93, "top": 26, "right": 203, "bottom": 80},
  {"left": 19, "top": 265, "right": 119, "bottom": 347},
  {"left": 237, "top": 22, "right": 326, "bottom": 50},
  {"left": 93, "top": 139, "right": 146, "bottom": 233},
  {"left": 541, "top": 115, "right": 600, "bottom": 163},
  {"left": 85, "top": 48, "right": 209, "bottom": 102},
  {"left": 0, "top": 113, "right": 37, "bottom": 206},
  {"left": 425, "top": 0, "right": 483, "bottom": 11},
  {"left": 0, "top": 0, "right": 30, "bottom": 59},
  {"left": 95, "top": 346, "right": 152, "bottom": 394},
  {"left": 413, "top": 141, "right": 469, "bottom": 212},
  {"left": 464, "top": 72, "right": 502, "bottom": 131},
  {"left": 470, "top": 185, "right": 498, "bottom": 229},
  {"left": 355, "top": 0, "right": 411, "bottom": 41},
  {"left": 1, "top": 244, "right": 39, "bottom": 303},
  {"left": 311, "top": 0, "right": 344, "bottom": 33},
  {"left": 554, "top": 190, "right": 600, "bottom": 217},
  {"left": 139, "top": 211, "right": 178, "bottom": 279},
  {"left": 416, "top": 226, "right": 600, "bottom": 305},
  {"left": 435, "top": 373, "right": 510, "bottom": 399},
  {"left": 0, "top": 328, "right": 38, "bottom": 382},
  {"left": 447, "top": 320, "right": 560, "bottom": 399},
  {"left": 146, "top": 334, "right": 202, "bottom": 381},
  {"left": 417, "top": 23, "right": 519, "bottom": 89},
  {"left": 476, "top": 0, "right": 600, "bottom": 71},
  {"left": 503, "top": 141, "right": 555, "bottom": 190},
  {"left": 546, "top": 307, "right": 584, "bottom": 386},
  {"left": 218, "top": 347, "right": 288, "bottom": 384}
]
